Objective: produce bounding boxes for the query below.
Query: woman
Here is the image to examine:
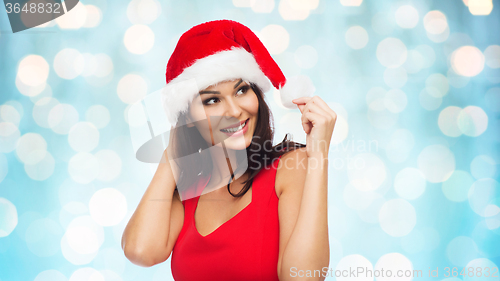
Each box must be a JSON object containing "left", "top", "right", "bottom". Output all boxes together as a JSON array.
[{"left": 122, "top": 19, "right": 337, "bottom": 281}]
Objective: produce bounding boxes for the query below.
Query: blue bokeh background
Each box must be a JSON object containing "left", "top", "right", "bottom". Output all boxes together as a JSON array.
[{"left": 1, "top": 0, "right": 499, "bottom": 280}]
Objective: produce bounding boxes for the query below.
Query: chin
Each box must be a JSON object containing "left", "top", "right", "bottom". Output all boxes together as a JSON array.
[{"left": 218, "top": 135, "right": 251, "bottom": 151}]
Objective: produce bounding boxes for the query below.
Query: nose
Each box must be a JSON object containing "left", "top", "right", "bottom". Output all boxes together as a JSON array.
[{"left": 224, "top": 96, "right": 242, "bottom": 119}]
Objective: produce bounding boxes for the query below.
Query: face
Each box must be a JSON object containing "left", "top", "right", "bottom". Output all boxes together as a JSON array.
[{"left": 186, "top": 79, "right": 259, "bottom": 150}]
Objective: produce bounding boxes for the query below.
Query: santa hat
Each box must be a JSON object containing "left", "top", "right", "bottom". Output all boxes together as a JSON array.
[{"left": 161, "top": 19, "right": 315, "bottom": 125}]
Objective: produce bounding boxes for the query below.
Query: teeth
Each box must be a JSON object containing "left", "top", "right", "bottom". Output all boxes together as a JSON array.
[{"left": 221, "top": 120, "right": 247, "bottom": 133}]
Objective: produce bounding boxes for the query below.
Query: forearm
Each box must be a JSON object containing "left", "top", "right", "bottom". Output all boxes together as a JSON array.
[
  {"left": 122, "top": 155, "right": 177, "bottom": 265},
  {"left": 280, "top": 156, "right": 330, "bottom": 280}
]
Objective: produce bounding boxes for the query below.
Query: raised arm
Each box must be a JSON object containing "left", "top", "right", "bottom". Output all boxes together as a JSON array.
[{"left": 121, "top": 148, "right": 183, "bottom": 267}]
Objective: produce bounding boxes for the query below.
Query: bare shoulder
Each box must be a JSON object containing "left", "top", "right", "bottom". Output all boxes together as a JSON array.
[{"left": 275, "top": 147, "right": 308, "bottom": 198}]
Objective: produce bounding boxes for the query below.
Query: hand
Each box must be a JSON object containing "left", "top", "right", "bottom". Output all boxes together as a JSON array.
[{"left": 292, "top": 96, "right": 337, "bottom": 158}]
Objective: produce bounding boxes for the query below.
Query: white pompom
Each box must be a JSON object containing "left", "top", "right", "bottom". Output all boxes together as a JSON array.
[{"left": 279, "top": 75, "right": 316, "bottom": 109}]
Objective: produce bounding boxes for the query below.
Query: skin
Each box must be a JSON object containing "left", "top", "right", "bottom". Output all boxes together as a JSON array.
[
  {"left": 184, "top": 78, "right": 258, "bottom": 194},
  {"left": 185, "top": 79, "right": 337, "bottom": 281},
  {"left": 186, "top": 78, "right": 258, "bottom": 151},
  {"left": 276, "top": 96, "right": 337, "bottom": 281}
]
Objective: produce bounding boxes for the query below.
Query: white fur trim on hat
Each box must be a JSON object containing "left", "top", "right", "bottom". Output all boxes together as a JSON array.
[{"left": 161, "top": 47, "right": 271, "bottom": 125}]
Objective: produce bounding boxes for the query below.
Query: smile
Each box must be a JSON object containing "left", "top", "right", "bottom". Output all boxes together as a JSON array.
[{"left": 220, "top": 118, "right": 249, "bottom": 136}]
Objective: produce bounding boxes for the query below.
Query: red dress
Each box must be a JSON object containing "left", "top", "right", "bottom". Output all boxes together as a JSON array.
[{"left": 171, "top": 155, "right": 283, "bottom": 281}]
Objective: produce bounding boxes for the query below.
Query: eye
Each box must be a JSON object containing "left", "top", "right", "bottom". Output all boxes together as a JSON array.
[
  {"left": 202, "top": 85, "right": 250, "bottom": 106},
  {"left": 236, "top": 85, "right": 250, "bottom": 96},
  {"left": 203, "top": 97, "right": 219, "bottom": 106}
]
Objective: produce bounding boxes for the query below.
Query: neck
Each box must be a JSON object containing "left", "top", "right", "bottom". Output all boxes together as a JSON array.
[{"left": 205, "top": 144, "right": 246, "bottom": 193}]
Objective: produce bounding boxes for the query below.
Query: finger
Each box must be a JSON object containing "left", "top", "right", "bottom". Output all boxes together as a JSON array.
[
  {"left": 300, "top": 109, "right": 312, "bottom": 134},
  {"left": 310, "top": 96, "right": 337, "bottom": 119},
  {"left": 301, "top": 114, "right": 312, "bottom": 134},
  {"left": 304, "top": 101, "right": 330, "bottom": 118},
  {"left": 292, "top": 97, "right": 312, "bottom": 105},
  {"left": 301, "top": 111, "right": 326, "bottom": 134},
  {"left": 297, "top": 104, "right": 305, "bottom": 114},
  {"left": 303, "top": 110, "right": 328, "bottom": 130}
]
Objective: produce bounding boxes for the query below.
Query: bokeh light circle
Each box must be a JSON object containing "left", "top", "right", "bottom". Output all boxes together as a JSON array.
[
  {"left": 336, "top": 254, "right": 373, "bottom": 281},
  {"left": 375, "top": 253, "right": 414, "bottom": 281},
  {"left": 56, "top": 2, "right": 87, "bottom": 29},
  {"left": 451, "top": 46, "right": 485, "bottom": 77},
  {"left": 423, "top": 10, "right": 448, "bottom": 34},
  {"left": 68, "top": 122, "right": 100, "bottom": 152},
  {"left": 347, "top": 153, "right": 387, "bottom": 191},
  {"left": 403, "top": 50, "right": 425, "bottom": 73},
  {"left": 278, "top": 0, "right": 310, "bottom": 21},
  {"left": 117, "top": 74, "right": 148, "bottom": 104},
  {"left": 124, "top": 24, "right": 155, "bottom": 55},
  {"left": 0, "top": 154, "right": 7, "bottom": 183},
  {"left": 68, "top": 152, "right": 100, "bottom": 184},
  {"left": 394, "top": 168, "right": 426, "bottom": 200},
  {"left": 61, "top": 216, "right": 104, "bottom": 265},
  {"left": 438, "top": 106, "right": 463, "bottom": 137},
  {"left": 0, "top": 104, "right": 21, "bottom": 126},
  {"left": 395, "top": 5, "right": 419, "bottom": 29},
  {"left": 95, "top": 150, "right": 122, "bottom": 182},
  {"left": 484, "top": 45, "right": 500, "bottom": 68},
  {"left": 68, "top": 267, "right": 105, "bottom": 281},
  {"left": 259, "top": 24, "right": 290, "bottom": 54},
  {"left": 384, "top": 88, "right": 407, "bottom": 113},
  {"left": 34, "top": 270, "right": 68, "bottom": 281},
  {"left": 48, "top": 104, "right": 80, "bottom": 135},
  {"left": 442, "top": 170, "right": 475, "bottom": 202},
  {"left": 83, "top": 5, "right": 102, "bottom": 28},
  {"left": 464, "top": 258, "right": 500, "bottom": 281},
  {"left": 0, "top": 198, "right": 18, "bottom": 237},
  {"left": 446, "top": 236, "right": 479, "bottom": 266},
  {"left": 0, "top": 122, "right": 21, "bottom": 153},
  {"left": 15, "top": 133, "right": 47, "bottom": 165},
  {"left": 468, "top": 178, "right": 500, "bottom": 217},
  {"left": 25, "top": 218, "right": 63, "bottom": 257},
  {"left": 417, "top": 144, "right": 455, "bottom": 183},
  {"left": 17, "top": 55, "right": 49, "bottom": 87},
  {"left": 85, "top": 105, "right": 110, "bottom": 129},
  {"left": 127, "top": 0, "right": 162, "bottom": 25},
  {"left": 426, "top": 73, "right": 449, "bottom": 97},
  {"left": 345, "top": 26, "right": 369, "bottom": 49},
  {"left": 54, "top": 49, "right": 85, "bottom": 80},
  {"left": 376, "top": 38, "right": 408, "bottom": 68},
  {"left": 92, "top": 54, "right": 114, "bottom": 78},
  {"left": 457, "top": 106, "right": 488, "bottom": 137},
  {"left": 366, "top": 87, "right": 386, "bottom": 111},
  {"left": 89, "top": 188, "right": 127, "bottom": 227},
  {"left": 379, "top": 199, "right": 417, "bottom": 237},
  {"left": 33, "top": 97, "right": 60, "bottom": 129},
  {"left": 25, "top": 150, "right": 55, "bottom": 181}
]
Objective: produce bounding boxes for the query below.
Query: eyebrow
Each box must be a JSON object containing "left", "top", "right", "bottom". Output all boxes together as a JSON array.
[{"left": 199, "top": 79, "right": 244, "bottom": 95}]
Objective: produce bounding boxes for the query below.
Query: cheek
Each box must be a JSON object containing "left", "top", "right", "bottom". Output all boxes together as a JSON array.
[
  {"left": 189, "top": 104, "right": 211, "bottom": 126},
  {"left": 246, "top": 94, "right": 259, "bottom": 115}
]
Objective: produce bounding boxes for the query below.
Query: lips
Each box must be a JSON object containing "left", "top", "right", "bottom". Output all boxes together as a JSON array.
[
  {"left": 220, "top": 118, "right": 249, "bottom": 134},
  {"left": 221, "top": 118, "right": 249, "bottom": 130}
]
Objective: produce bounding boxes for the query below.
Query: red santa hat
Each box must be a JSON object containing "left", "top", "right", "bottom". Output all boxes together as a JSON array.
[{"left": 161, "top": 19, "right": 315, "bottom": 125}]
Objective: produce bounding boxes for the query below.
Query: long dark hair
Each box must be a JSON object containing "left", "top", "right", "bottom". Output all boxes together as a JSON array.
[{"left": 170, "top": 82, "right": 306, "bottom": 198}]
